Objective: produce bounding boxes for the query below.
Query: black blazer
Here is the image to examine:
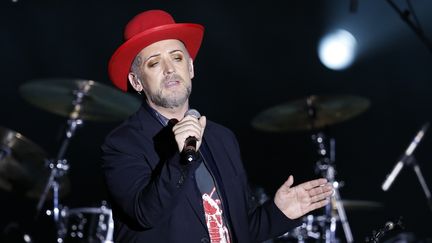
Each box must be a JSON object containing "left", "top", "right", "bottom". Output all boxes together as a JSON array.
[{"left": 101, "top": 103, "right": 299, "bottom": 243}]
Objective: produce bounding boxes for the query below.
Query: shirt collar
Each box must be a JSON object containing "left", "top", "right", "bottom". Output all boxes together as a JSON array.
[{"left": 144, "top": 102, "right": 189, "bottom": 127}]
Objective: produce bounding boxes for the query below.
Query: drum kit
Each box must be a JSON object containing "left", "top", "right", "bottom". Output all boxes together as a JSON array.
[
  {"left": 252, "top": 95, "right": 383, "bottom": 243},
  {"left": 0, "top": 78, "right": 140, "bottom": 243}
]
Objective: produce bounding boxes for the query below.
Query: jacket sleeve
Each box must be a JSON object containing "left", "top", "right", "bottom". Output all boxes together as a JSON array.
[{"left": 101, "top": 124, "right": 201, "bottom": 229}]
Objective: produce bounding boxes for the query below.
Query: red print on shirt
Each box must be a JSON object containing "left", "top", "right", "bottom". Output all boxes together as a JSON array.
[{"left": 202, "top": 187, "right": 231, "bottom": 243}]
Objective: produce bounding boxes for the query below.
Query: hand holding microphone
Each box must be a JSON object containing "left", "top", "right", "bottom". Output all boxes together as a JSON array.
[{"left": 172, "top": 109, "right": 206, "bottom": 162}]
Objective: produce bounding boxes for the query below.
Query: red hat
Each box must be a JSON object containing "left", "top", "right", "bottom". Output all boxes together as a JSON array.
[{"left": 108, "top": 10, "right": 204, "bottom": 91}]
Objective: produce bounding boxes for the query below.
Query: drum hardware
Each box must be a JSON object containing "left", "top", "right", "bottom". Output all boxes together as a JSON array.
[
  {"left": 0, "top": 126, "right": 70, "bottom": 199},
  {"left": 62, "top": 201, "right": 114, "bottom": 243},
  {"left": 19, "top": 78, "right": 141, "bottom": 123},
  {"left": 18, "top": 78, "right": 140, "bottom": 242},
  {"left": 365, "top": 217, "right": 404, "bottom": 243},
  {"left": 35, "top": 81, "right": 89, "bottom": 243},
  {"left": 308, "top": 105, "right": 353, "bottom": 243},
  {"left": 381, "top": 122, "right": 432, "bottom": 212},
  {"left": 292, "top": 215, "right": 327, "bottom": 242},
  {"left": 251, "top": 95, "right": 370, "bottom": 132},
  {"left": 252, "top": 95, "right": 372, "bottom": 242}
]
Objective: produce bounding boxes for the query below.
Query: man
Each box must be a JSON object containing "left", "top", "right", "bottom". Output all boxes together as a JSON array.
[{"left": 102, "top": 9, "right": 333, "bottom": 243}]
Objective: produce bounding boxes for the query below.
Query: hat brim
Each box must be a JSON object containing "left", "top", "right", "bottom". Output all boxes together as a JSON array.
[{"left": 108, "top": 23, "right": 204, "bottom": 91}]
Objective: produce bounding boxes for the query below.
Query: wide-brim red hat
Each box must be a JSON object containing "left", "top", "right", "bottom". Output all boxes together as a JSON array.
[{"left": 108, "top": 10, "right": 204, "bottom": 91}]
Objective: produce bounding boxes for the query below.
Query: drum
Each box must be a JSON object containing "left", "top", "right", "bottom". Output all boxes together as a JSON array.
[{"left": 64, "top": 205, "right": 113, "bottom": 243}]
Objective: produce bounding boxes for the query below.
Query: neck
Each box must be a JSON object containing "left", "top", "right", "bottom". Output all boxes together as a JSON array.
[{"left": 147, "top": 100, "right": 189, "bottom": 121}]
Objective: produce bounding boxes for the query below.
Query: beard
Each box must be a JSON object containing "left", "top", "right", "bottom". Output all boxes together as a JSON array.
[
  {"left": 148, "top": 85, "right": 191, "bottom": 109},
  {"left": 144, "top": 75, "right": 192, "bottom": 109}
]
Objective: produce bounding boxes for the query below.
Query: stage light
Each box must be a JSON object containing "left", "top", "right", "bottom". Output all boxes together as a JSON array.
[{"left": 318, "top": 29, "right": 357, "bottom": 70}]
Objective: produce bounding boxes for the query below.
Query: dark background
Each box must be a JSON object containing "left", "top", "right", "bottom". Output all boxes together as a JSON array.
[{"left": 1, "top": 0, "right": 432, "bottom": 242}]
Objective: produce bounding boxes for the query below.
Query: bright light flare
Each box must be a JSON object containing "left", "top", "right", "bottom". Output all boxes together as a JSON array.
[{"left": 318, "top": 29, "right": 357, "bottom": 70}]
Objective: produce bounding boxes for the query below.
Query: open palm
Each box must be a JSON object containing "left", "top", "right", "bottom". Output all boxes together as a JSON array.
[{"left": 274, "top": 175, "right": 333, "bottom": 219}]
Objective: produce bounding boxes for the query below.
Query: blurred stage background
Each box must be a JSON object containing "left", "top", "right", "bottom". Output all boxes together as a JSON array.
[{"left": 1, "top": 0, "right": 432, "bottom": 242}]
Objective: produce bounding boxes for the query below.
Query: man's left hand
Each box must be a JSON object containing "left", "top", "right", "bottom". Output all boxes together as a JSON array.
[{"left": 274, "top": 175, "right": 333, "bottom": 219}]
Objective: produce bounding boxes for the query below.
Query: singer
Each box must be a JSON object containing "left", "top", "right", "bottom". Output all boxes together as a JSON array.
[{"left": 101, "top": 9, "right": 333, "bottom": 243}]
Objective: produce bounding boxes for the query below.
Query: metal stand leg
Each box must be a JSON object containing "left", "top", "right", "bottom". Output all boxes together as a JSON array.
[
  {"left": 313, "top": 135, "right": 354, "bottom": 243},
  {"left": 332, "top": 182, "right": 353, "bottom": 242},
  {"left": 410, "top": 157, "right": 432, "bottom": 211},
  {"left": 36, "top": 159, "right": 69, "bottom": 242}
]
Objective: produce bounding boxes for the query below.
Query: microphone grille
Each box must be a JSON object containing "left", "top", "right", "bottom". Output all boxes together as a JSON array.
[{"left": 185, "top": 109, "right": 201, "bottom": 118}]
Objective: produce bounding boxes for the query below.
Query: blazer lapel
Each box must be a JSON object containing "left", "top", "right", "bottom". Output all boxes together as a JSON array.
[
  {"left": 137, "top": 103, "right": 210, "bottom": 230},
  {"left": 185, "top": 180, "right": 207, "bottom": 229}
]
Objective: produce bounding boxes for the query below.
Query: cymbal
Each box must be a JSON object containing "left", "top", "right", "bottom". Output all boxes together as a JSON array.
[
  {"left": 252, "top": 95, "right": 370, "bottom": 132},
  {"left": 337, "top": 199, "right": 383, "bottom": 210},
  {"left": 0, "top": 126, "right": 69, "bottom": 198},
  {"left": 19, "top": 78, "right": 141, "bottom": 122}
]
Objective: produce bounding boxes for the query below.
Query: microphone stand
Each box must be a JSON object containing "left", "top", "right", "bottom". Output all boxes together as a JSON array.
[
  {"left": 387, "top": 155, "right": 432, "bottom": 212},
  {"left": 386, "top": 0, "right": 432, "bottom": 54},
  {"left": 381, "top": 123, "right": 432, "bottom": 211},
  {"left": 35, "top": 80, "right": 93, "bottom": 242},
  {"left": 407, "top": 156, "right": 432, "bottom": 211}
]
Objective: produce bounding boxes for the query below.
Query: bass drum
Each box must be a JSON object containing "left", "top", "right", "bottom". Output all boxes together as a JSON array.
[{"left": 64, "top": 204, "right": 113, "bottom": 243}]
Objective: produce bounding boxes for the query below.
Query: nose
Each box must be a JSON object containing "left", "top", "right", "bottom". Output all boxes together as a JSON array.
[{"left": 162, "top": 59, "right": 175, "bottom": 75}]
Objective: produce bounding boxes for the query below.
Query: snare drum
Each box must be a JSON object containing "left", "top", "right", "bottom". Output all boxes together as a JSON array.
[{"left": 64, "top": 205, "right": 113, "bottom": 243}]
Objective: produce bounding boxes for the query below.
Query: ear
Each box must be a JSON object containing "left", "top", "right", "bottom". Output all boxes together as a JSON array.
[
  {"left": 188, "top": 58, "right": 195, "bottom": 79},
  {"left": 128, "top": 72, "right": 143, "bottom": 92}
]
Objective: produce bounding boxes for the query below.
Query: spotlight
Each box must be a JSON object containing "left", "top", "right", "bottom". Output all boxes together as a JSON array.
[{"left": 318, "top": 29, "right": 357, "bottom": 70}]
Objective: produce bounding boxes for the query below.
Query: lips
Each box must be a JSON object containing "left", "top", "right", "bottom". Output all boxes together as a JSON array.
[
  {"left": 164, "top": 79, "right": 180, "bottom": 88},
  {"left": 164, "top": 74, "right": 183, "bottom": 88}
]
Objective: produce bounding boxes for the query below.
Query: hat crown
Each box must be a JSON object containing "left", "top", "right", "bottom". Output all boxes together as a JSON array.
[
  {"left": 110, "top": 9, "right": 204, "bottom": 91},
  {"left": 124, "top": 10, "right": 175, "bottom": 41}
]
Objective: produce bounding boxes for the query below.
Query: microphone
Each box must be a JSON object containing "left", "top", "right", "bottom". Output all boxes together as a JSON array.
[
  {"left": 183, "top": 109, "right": 201, "bottom": 162},
  {"left": 382, "top": 123, "right": 429, "bottom": 191}
]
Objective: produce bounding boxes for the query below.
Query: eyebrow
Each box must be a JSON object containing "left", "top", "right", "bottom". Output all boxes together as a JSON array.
[{"left": 144, "top": 49, "right": 184, "bottom": 63}]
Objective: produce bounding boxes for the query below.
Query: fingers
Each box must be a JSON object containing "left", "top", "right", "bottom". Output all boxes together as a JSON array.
[
  {"left": 308, "top": 183, "right": 333, "bottom": 197},
  {"left": 310, "top": 187, "right": 333, "bottom": 203},
  {"left": 174, "top": 116, "right": 202, "bottom": 133},
  {"left": 306, "top": 198, "right": 330, "bottom": 212},
  {"left": 298, "top": 178, "right": 328, "bottom": 190},
  {"left": 305, "top": 182, "right": 332, "bottom": 213},
  {"left": 172, "top": 115, "right": 206, "bottom": 152},
  {"left": 199, "top": 116, "right": 207, "bottom": 130}
]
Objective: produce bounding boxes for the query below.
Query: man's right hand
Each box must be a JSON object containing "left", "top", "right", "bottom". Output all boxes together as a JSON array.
[{"left": 172, "top": 115, "right": 207, "bottom": 153}]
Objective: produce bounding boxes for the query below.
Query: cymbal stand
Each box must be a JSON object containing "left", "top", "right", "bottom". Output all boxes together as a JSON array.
[
  {"left": 312, "top": 134, "right": 353, "bottom": 243},
  {"left": 305, "top": 97, "right": 353, "bottom": 242},
  {"left": 36, "top": 81, "right": 92, "bottom": 243}
]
